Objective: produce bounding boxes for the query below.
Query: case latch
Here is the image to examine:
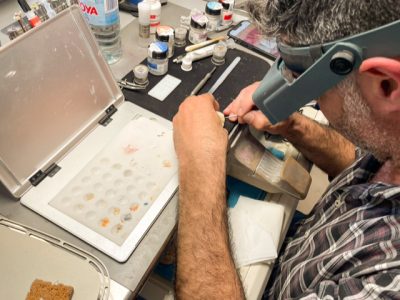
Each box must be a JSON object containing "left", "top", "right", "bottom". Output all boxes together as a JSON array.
[
  {"left": 29, "top": 163, "right": 61, "bottom": 186},
  {"left": 99, "top": 104, "right": 118, "bottom": 126}
]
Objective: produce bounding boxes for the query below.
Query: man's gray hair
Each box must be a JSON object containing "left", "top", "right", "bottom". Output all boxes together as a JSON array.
[{"left": 246, "top": 0, "right": 400, "bottom": 46}]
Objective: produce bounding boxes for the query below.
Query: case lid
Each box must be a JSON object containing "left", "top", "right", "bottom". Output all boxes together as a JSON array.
[{"left": 0, "top": 6, "right": 124, "bottom": 197}]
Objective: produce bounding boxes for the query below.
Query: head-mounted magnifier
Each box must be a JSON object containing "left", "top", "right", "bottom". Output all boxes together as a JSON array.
[{"left": 253, "top": 19, "right": 400, "bottom": 124}]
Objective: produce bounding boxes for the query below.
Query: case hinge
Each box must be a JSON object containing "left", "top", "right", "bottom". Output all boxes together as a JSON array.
[
  {"left": 99, "top": 104, "right": 118, "bottom": 126},
  {"left": 29, "top": 163, "right": 61, "bottom": 186}
]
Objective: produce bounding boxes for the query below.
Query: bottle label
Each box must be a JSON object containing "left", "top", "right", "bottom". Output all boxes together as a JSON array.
[
  {"left": 189, "top": 30, "right": 207, "bottom": 44},
  {"left": 148, "top": 61, "right": 168, "bottom": 75},
  {"left": 223, "top": 12, "right": 233, "bottom": 21},
  {"left": 139, "top": 24, "right": 150, "bottom": 38},
  {"left": 80, "top": 0, "right": 119, "bottom": 26}
]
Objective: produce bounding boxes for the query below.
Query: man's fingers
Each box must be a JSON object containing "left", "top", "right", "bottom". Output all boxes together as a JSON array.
[
  {"left": 178, "top": 93, "right": 218, "bottom": 113},
  {"left": 242, "top": 111, "right": 271, "bottom": 130},
  {"left": 213, "top": 99, "right": 220, "bottom": 111},
  {"left": 223, "top": 82, "right": 261, "bottom": 122}
]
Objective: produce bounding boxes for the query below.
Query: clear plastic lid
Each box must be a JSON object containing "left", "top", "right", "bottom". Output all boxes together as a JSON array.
[{"left": 0, "top": 6, "right": 124, "bottom": 197}]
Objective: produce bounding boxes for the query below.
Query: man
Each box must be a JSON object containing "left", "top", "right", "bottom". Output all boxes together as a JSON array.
[{"left": 173, "top": 0, "right": 400, "bottom": 298}]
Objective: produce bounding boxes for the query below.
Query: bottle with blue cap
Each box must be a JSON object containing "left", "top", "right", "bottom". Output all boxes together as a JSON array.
[
  {"left": 147, "top": 41, "right": 169, "bottom": 76},
  {"left": 205, "top": 1, "right": 223, "bottom": 31}
]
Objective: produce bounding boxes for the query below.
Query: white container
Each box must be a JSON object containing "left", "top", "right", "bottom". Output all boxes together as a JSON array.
[
  {"left": 188, "top": 13, "right": 208, "bottom": 44},
  {"left": 220, "top": 0, "right": 234, "bottom": 26},
  {"left": 147, "top": 41, "right": 169, "bottom": 76},
  {"left": 205, "top": 2, "right": 222, "bottom": 31},
  {"left": 79, "top": 0, "right": 122, "bottom": 64},
  {"left": 149, "top": 0, "right": 161, "bottom": 34},
  {"left": 156, "top": 25, "right": 175, "bottom": 58},
  {"left": 138, "top": 0, "right": 151, "bottom": 47}
]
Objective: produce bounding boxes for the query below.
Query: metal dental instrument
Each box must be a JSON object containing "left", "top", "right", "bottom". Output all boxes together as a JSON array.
[
  {"left": 208, "top": 56, "right": 241, "bottom": 94},
  {"left": 117, "top": 79, "right": 147, "bottom": 90},
  {"left": 225, "top": 114, "right": 237, "bottom": 119},
  {"left": 190, "top": 66, "right": 217, "bottom": 95}
]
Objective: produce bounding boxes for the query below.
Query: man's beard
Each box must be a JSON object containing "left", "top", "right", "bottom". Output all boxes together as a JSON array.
[{"left": 329, "top": 75, "right": 391, "bottom": 162}]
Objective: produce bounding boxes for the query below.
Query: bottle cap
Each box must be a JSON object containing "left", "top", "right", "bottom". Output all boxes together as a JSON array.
[
  {"left": 190, "top": 13, "right": 208, "bottom": 29},
  {"left": 138, "top": 0, "right": 151, "bottom": 24},
  {"left": 219, "top": 0, "right": 234, "bottom": 10},
  {"left": 156, "top": 25, "right": 174, "bottom": 42},
  {"left": 148, "top": 41, "right": 169, "bottom": 59},
  {"left": 205, "top": 2, "right": 223, "bottom": 15}
]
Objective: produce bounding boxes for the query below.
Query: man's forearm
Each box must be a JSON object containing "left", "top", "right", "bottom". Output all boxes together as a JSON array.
[
  {"left": 284, "top": 113, "right": 356, "bottom": 178},
  {"left": 176, "top": 157, "right": 244, "bottom": 300}
]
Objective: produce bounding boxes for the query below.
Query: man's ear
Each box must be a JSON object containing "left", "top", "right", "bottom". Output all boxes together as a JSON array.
[{"left": 359, "top": 57, "right": 400, "bottom": 101}]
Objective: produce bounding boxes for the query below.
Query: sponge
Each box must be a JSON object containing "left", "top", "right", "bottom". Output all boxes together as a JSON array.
[{"left": 26, "top": 279, "right": 74, "bottom": 300}]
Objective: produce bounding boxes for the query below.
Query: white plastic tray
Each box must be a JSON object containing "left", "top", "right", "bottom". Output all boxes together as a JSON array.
[{"left": 0, "top": 217, "right": 110, "bottom": 300}]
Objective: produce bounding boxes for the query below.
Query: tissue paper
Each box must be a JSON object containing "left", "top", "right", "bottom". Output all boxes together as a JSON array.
[{"left": 228, "top": 196, "right": 285, "bottom": 268}]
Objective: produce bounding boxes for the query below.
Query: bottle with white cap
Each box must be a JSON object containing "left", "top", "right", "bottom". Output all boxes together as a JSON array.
[
  {"left": 149, "top": 0, "right": 161, "bottom": 35},
  {"left": 220, "top": 0, "right": 234, "bottom": 26},
  {"left": 205, "top": 1, "right": 223, "bottom": 31},
  {"left": 138, "top": 0, "right": 151, "bottom": 47}
]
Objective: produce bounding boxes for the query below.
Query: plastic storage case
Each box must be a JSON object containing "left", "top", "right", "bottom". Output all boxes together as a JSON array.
[
  {"left": 0, "top": 217, "right": 110, "bottom": 299},
  {"left": 0, "top": 6, "right": 178, "bottom": 262}
]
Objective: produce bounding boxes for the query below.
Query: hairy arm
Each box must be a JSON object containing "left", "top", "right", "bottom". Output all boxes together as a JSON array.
[
  {"left": 173, "top": 94, "right": 244, "bottom": 299},
  {"left": 224, "top": 82, "right": 356, "bottom": 178},
  {"left": 278, "top": 113, "right": 356, "bottom": 178}
]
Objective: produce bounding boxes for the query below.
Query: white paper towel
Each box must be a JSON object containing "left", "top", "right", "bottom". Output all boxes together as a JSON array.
[{"left": 228, "top": 196, "right": 285, "bottom": 268}]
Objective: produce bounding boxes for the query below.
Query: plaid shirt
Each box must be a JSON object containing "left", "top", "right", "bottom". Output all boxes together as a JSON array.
[{"left": 265, "top": 154, "right": 400, "bottom": 299}]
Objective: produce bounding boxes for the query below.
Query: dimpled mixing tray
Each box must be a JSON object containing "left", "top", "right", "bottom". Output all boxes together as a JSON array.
[{"left": 50, "top": 117, "right": 177, "bottom": 245}]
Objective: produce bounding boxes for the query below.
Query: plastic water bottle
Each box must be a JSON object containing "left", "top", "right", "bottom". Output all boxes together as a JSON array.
[{"left": 79, "top": 0, "right": 122, "bottom": 64}]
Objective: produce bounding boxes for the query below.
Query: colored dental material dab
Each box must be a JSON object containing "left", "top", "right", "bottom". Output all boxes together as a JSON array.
[
  {"left": 163, "top": 160, "right": 172, "bottom": 168},
  {"left": 123, "top": 144, "right": 138, "bottom": 154},
  {"left": 100, "top": 217, "right": 110, "bottom": 228},
  {"left": 130, "top": 203, "right": 140, "bottom": 212}
]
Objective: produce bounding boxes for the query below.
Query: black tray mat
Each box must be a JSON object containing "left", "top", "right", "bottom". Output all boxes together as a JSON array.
[{"left": 122, "top": 44, "right": 271, "bottom": 132}]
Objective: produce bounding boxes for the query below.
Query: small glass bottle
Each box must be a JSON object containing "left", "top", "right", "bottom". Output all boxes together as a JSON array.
[
  {"left": 174, "top": 27, "right": 188, "bottom": 47},
  {"left": 156, "top": 25, "right": 175, "bottom": 58},
  {"left": 188, "top": 13, "right": 208, "bottom": 44},
  {"left": 133, "top": 64, "right": 149, "bottom": 86},
  {"left": 220, "top": 0, "right": 234, "bottom": 26},
  {"left": 205, "top": 2, "right": 223, "bottom": 31},
  {"left": 211, "top": 40, "right": 228, "bottom": 65},
  {"left": 147, "top": 41, "right": 169, "bottom": 76}
]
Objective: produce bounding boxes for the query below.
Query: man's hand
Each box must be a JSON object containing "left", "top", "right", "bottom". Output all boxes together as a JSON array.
[
  {"left": 224, "top": 81, "right": 293, "bottom": 136},
  {"left": 173, "top": 93, "right": 228, "bottom": 167}
]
